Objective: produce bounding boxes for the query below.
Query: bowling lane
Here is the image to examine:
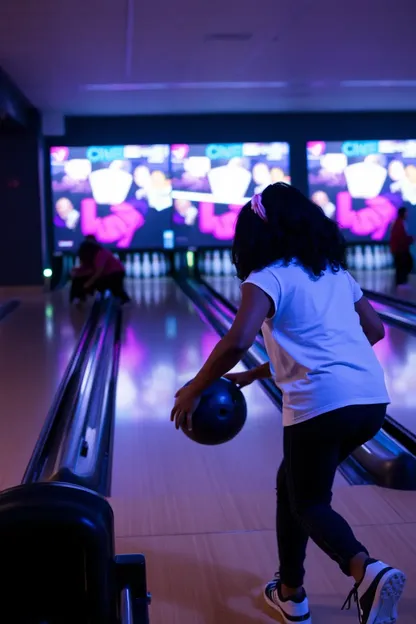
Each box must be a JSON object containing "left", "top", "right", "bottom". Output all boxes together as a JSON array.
[
  {"left": 206, "top": 275, "right": 416, "bottom": 437},
  {"left": 352, "top": 269, "right": 416, "bottom": 305},
  {"left": 110, "top": 278, "right": 349, "bottom": 541},
  {"left": 0, "top": 288, "right": 87, "bottom": 491}
]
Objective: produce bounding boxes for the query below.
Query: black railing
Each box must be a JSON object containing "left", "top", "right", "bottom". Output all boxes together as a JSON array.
[{"left": 3, "top": 291, "right": 151, "bottom": 623}]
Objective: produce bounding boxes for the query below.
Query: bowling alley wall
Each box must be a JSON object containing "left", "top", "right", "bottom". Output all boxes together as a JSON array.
[{"left": 43, "top": 110, "right": 416, "bottom": 272}]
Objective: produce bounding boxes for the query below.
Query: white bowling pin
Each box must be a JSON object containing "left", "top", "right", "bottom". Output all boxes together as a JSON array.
[
  {"left": 133, "top": 254, "right": 142, "bottom": 278},
  {"left": 213, "top": 250, "right": 222, "bottom": 276},
  {"left": 152, "top": 252, "right": 161, "bottom": 277},
  {"left": 125, "top": 254, "right": 133, "bottom": 277},
  {"left": 354, "top": 246, "right": 364, "bottom": 270},
  {"left": 142, "top": 252, "right": 152, "bottom": 278},
  {"left": 364, "top": 245, "right": 374, "bottom": 270},
  {"left": 373, "top": 245, "right": 382, "bottom": 270},
  {"left": 346, "top": 247, "right": 355, "bottom": 270},
  {"left": 222, "top": 249, "right": 233, "bottom": 275}
]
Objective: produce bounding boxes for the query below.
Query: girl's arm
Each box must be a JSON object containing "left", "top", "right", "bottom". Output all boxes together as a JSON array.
[
  {"left": 226, "top": 362, "right": 272, "bottom": 388},
  {"left": 190, "top": 283, "right": 273, "bottom": 393},
  {"left": 251, "top": 362, "right": 272, "bottom": 379},
  {"left": 355, "top": 297, "right": 385, "bottom": 346}
]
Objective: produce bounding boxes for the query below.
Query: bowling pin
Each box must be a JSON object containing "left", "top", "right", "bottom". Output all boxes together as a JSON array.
[
  {"left": 373, "top": 245, "right": 382, "bottom": 270},
  {"left": 213, "top": 250, "right": 222, "bottom": 276},
  {"left": 133, "top": 254, "right": 142, "bottom": 278},
  {"left": 152, "top": 252, "right": 161, "bottom": 277},
  {"left": 125, "top": 254, "right": 133, "bottom": 277},
  {"left": 222, "top": 249, "right": 233, "bottom": 275},
  {"left": 354, "top": 246, "right": 364, "bottom": 270},
  {"left": 142, "top": 252, "right": 152, "bottom": 278},
  {"left": 364, "top": 245, "right": 374, "bottom": 270},
  {"left": 346, "top": 247, "right": 355, "bottom": 270}
]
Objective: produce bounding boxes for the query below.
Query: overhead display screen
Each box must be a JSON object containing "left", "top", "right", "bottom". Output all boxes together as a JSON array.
[
  {"left": 170, "top": 142, "right": 291, "bottom": 247},
  {"left": 50, "top": 142, "right": 291, "bottom": 251},
  {"left": 307, "top": 140, "right": 416, "bottom": 241},
  {"left": 50, "top": 144, "right": 171, "bottom": 251}
]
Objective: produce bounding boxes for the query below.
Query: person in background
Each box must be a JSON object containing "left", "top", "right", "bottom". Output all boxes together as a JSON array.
[
  {"left": 69, "top": 239, "right": 99, "bottom": 303},
  {"left": 390, "top": 206, "right": 414, "bottom": 290},
  {"left": 171, "top": 183, "right": 405, "bottom": 624},
  {"left": 83, "top": 245, "right": 131, "bottom": 304}
]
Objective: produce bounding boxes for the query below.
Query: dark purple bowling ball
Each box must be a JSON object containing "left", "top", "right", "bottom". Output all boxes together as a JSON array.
[{"left": 181, "top": 377, "right": 247, "bottom": 445}]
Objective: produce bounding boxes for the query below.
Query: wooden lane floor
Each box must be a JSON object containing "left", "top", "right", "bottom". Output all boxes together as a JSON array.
[
  {"left": 0, "top": 287, "right": 86, "bottom": 490},
  {"left": 117, "top": 513, "right": 416, "bottom": 624}
]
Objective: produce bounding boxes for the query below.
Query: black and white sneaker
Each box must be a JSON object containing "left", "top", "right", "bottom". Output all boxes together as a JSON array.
[
  {"left": 342, "top": 559, "right": 406, "bottom": 623},
  {"left": 264, "top": 577, "right": 311, "bottom": 623}
]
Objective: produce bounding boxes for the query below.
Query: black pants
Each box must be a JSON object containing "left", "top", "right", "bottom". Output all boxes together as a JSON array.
[
  {"left": 277, "top": 403, "right": 386, "bottom": 588},
  {"left": 70, "top": 271, "right": 130, "bottom": 303},
  {"left": 393, "top": 251, "right": 413, "bottom": 286}
]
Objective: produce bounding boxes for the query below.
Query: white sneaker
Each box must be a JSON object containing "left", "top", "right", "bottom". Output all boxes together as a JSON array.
[
  {"left": 264, "top": 577, "right": 312, "bottom": 623},
  {"left": 342, "top": 559, "right": 406, "bottom": 623}
]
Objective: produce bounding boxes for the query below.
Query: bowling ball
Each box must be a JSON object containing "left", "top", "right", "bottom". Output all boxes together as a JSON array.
[{"left": 181, "top": 377, "right": 247, "bottom": 445}]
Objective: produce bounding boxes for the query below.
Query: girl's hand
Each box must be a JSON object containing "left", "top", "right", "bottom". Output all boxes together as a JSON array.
[
  {"left": 224, "top": 370, "right": 255, "bottom": 388},
  {"left": 171, "top": 383, "right": 202, "bottom": 432}
]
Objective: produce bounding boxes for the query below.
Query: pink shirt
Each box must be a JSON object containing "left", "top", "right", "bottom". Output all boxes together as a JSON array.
[{"left": 94, "top": 248, "right": 124, "bottom": 276}]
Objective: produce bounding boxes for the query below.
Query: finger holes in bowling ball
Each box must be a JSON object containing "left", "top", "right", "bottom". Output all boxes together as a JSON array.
[{"left": 181, "top": 377, "right": 247, "bottom": 446}]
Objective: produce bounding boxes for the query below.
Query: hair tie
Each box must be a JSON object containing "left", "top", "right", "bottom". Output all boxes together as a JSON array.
[{"left": 251, "top": 193, "right": 267, "bottom": 222}]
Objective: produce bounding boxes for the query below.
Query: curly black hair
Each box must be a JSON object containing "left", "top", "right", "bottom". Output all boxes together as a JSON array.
[{"left": 232, "top": 182, "right": 347, "bottom": 281}]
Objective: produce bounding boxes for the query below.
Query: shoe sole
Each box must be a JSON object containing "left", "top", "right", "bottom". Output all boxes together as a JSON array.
[
  {"left": 263, "top": 590, "right": 312, "bottom": 623},
  {"left": 366, "top": 569, "right": 406, "bottom": 624}
]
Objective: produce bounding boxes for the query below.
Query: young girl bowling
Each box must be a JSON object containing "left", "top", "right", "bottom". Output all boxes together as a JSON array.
[{"left": 171, "top": 183, "right": 406, "bottom": 624}]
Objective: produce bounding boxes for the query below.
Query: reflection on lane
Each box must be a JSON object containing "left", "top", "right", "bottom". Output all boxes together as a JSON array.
[
  {"left": 0, "top": 289, "right": 86, "bottom": 489},
  {"left": 206, "top": 275, "right": 416, "bottom": 436},
  {"left": 115, "top": 297, "right": 267, "bottom": 423},
  {"left": 353, "top": 269, "right": 416, "bottom": 306}
]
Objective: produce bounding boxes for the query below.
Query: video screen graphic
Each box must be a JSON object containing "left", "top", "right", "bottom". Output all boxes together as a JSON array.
[
  {"left": 307, "top": 140, "right": 416, "bottom": 241},
  {"left": 50, "top": 144, "right": 171, "bottom": 251},
  {"left": 171, "top": 143, "right": 290, "bottom": 247}
]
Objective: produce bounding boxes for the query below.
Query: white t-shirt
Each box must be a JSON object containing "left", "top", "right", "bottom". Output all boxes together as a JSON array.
[{"left": 245, "top": 262, "right": 390, "bottom": 426}]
